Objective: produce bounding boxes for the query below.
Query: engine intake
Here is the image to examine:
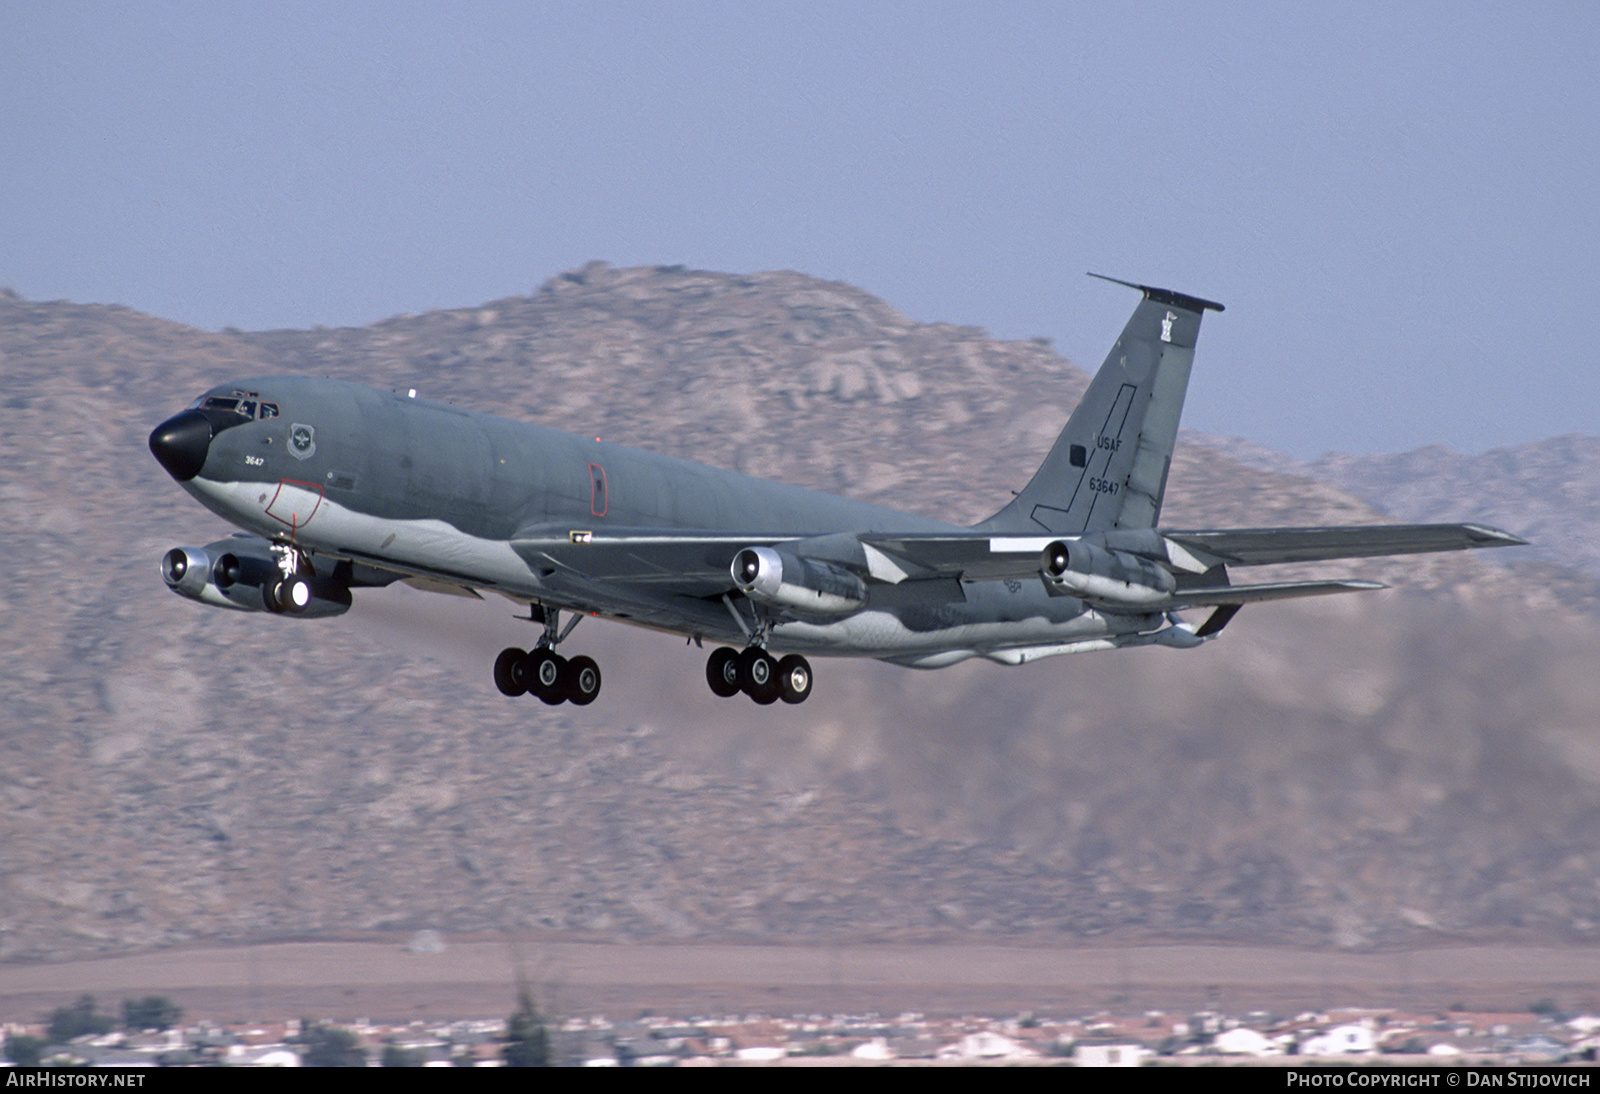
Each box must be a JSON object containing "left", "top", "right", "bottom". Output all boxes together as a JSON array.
[
  {"left": 732, "top": 546, "right": 866, "bottom": 618},
  {"left": 161, "top": 545, "right": 215, "bottom": 601},
  {"left": 1040, "top": 539, "right": 1177, "bottom": 606}
]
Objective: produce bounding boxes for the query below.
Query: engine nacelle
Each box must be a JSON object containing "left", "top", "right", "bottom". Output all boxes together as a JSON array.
[
  {"left": 732, "top": 546, "right": 867, "bottom": 618},
  {"left": 1040, "top": 539, "right": 1177, "bottom": 606},
  {"left": 161, "top": 544, "right": 220, "bottom": 602},
  {"left": 161, "top": 537, "right": 352, "bottom": 618}
]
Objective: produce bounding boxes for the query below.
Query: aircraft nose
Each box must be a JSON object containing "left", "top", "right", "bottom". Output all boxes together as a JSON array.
[{"left": 149, "top": 408, "right": 213, "bottom": 481}]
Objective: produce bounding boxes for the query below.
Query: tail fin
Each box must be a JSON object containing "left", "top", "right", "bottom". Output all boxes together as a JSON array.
[{"left": 976, "top": 275, "right": 1223, "bottom": 534}]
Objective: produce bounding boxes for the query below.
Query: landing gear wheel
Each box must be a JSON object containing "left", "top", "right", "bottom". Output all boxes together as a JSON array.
[
  {"left": 741, "top": 648, "right": 781, "bottom": 705},
  {"left": 564, "top": 655, "right": 602, "bottom": 706},
  {"left": 524, "top": 648, "right": 568, "bottom": 705},
  {"left": 494, "top": 647, "right": 527, "bottom": 696},
  {"left": 278, "top": 574, "right": 311, "bottom": 614},
  {"left": 706, "top": 647, "right": 742, "bottom": 698},
  {"left": 510, "top": 648, "right": 559, "bottom": 703},
  {"left": 262, "top": 579, "right": 285, "bottom": 614},
  {"left": 776, "top": 654, "right": 813, "bottom": 705}
]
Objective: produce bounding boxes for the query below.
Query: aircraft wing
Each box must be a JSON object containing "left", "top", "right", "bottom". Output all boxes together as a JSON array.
[
  {"left": 510, "top": 526, "right": 783, "bottom": 592},
  {"left": 858, "top": 521, "right": 1524, "bottom": 581},
  {"left": 1158, "top": 522, "right": 1527, "bottom": 566},
  {"left": 512, "top": 528, "right": 1073, "bottom": 588},
  {"left": 510, "top": 521, "right": 1524, "bottom": 591}
]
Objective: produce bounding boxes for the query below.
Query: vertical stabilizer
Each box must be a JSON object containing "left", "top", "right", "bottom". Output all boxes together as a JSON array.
[{"left": 977, "top": 275, "right": 1223, "bottom": 535}]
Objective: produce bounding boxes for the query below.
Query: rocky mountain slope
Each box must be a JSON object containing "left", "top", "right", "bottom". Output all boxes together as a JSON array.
[{"left": 2, "top": 266, "right": 1596, "bottom": 963}]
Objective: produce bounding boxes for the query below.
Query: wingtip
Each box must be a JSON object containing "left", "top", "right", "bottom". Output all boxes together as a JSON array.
[{"left": 1463, "top": 524, "right": 1529, "bottom": 548}]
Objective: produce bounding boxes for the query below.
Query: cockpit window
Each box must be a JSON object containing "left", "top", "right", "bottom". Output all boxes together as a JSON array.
[
  {"left": 200, "top": 394, "right": 279, "bottom": 425},
  {"left": 198, "top": 393, "right": 274, "bottom": 434}
]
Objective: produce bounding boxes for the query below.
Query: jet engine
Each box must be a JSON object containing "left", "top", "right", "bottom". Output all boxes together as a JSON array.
[
  {"left": 731, "top": 546, "right": 867, "bottom": 618},
  {"left": 1039, "top": 539, "right": 1177, "bottom": 606},
  {"left": 161, "top": 536, "right": 352, "bottom": 617}
]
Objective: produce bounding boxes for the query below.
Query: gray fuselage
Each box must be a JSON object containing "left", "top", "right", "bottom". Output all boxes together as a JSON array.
[{"left": 162, "top": 375, "right": 1150, "bottom": 665}]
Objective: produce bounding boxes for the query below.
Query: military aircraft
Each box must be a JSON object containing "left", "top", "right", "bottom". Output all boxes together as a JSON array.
[{"left": 149, "top": 275, "right": 1523, "bottom": 706}]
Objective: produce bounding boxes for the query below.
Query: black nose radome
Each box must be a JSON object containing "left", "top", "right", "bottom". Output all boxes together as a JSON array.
[{"left": 149, "top": 409, "right": 213, "bottom": 481}]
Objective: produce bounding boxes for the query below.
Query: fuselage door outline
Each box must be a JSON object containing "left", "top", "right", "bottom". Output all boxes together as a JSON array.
[
  {"left": 589, "top": 463, "right": 608, "bottom": 518},
  {"left": 265, "top": 479, "right": 325, "bottom": 530}
]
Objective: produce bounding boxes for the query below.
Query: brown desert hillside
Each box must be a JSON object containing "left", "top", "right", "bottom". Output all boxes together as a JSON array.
[{"left": 0, "top": 266, "right": 1593, "bottom": 963}]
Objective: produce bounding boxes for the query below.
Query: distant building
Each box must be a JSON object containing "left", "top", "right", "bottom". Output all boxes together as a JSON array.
[
  {"left": 1214, "top": 1027, "right": 1279, "bottom": 1056},
  {"left": 1074, "top": 1042, "right": 1146, "bottom": 1067},
  {"left": 1300, "top": 1024, "right": 1375, "bottom": 1056},
  {"left": 941, "top": 1030, "right": 1036, "bottom": 1061}
]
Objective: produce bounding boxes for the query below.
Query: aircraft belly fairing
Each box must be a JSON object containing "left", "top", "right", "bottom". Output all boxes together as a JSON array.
[{"left": 149, "top": 275, "right": 1525, "bottom": 706}]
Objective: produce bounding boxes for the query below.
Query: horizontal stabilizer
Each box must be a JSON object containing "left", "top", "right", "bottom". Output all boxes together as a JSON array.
[{"left": 1151, "top": 578, "right": 1385, "bottom": 610}]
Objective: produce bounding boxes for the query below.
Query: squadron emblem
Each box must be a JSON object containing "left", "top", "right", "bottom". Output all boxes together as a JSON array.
[{"left": 289, "top": 423, "right": 316, "bottom": 460}]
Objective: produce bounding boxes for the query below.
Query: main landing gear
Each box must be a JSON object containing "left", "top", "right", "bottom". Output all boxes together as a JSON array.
[
  {"left": 705, "top": 646, "right": 813, "bottom": 705},
  {"left": 491, "top": 605, "right": 813, "bottom": 707},
  {"left": 493, "top": 606, "right": 602, "bottom": 706}
]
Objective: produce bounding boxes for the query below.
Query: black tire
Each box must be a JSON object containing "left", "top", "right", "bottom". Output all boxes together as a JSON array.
[
  {"left": 776, "top": 654, "right": 813, "bottom": 704},
  {"left": 512, "top": 646, "right": 569, "bottom": 703},
  {"left": 509, "top": 649, "right": 532, "bottom": 692},
  {"left": 706, "top": 647, "right": 742, "bottom": 697},
  {"left": 565, "top": 655, "right": 602, "bottom": 706},
  {"left": 741, "top": 648, "right": 781, "bottom": 704},
  {"left": 494, "top": 647, "right": 527, "bottom": 696},
  {"left": 278, "top": 574, "right": 311, "bottom": 614},
  {"left": 526, "top": 648, "right": 567, "bottom": 705}
]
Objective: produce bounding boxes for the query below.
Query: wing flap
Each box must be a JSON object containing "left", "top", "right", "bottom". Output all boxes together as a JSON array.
[{"left": 857, "top": 534, "right": 1054, "bottom": 582}]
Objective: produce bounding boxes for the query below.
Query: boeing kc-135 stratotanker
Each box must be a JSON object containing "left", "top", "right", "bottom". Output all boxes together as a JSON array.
[{"left": 149, "top": 275, "right": 1524, "bottom": 706}]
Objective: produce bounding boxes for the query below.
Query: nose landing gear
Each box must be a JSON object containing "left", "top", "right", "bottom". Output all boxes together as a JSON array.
[
  {"left": 261, "top": 541, "right": 313, "bottom": 614},
  {"left": 493, "top": 606, "right": 602, "bottom": 706}
]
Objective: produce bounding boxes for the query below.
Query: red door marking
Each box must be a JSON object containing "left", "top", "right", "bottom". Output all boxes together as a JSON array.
[{"left": 266, "top": 479, "right": 325, "bottom": 529}]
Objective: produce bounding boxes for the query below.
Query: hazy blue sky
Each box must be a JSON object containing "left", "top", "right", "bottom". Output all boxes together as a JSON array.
[{"left": 5, "top": 1, "right": 1595, "bottom": 457}]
